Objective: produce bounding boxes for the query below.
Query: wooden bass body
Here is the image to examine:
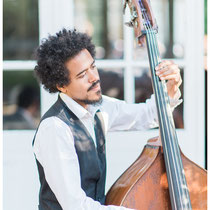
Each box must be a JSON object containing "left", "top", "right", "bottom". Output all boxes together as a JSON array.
[{"left": 105, "top": 138, "right": 207, "bottom": 210}]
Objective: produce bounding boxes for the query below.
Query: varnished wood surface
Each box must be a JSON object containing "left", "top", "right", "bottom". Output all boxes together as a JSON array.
[{"left": 105, "top": 142, "right": 207, "bottom": 210}]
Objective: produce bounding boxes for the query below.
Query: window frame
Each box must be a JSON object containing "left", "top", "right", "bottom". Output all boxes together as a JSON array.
[{"left": 3, "top": 0, "right": 205, "bottom": 167}]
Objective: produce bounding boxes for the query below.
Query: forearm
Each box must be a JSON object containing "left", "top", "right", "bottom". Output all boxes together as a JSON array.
[{"left": 106, "top": 93, "right": 182, "bottom": 132}]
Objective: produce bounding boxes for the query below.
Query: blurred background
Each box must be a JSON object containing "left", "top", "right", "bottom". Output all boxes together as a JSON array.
[{"left": 3, "top": 0, "right": 207, "bottom": 209}]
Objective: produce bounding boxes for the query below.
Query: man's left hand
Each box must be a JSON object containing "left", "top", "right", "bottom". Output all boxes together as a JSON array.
[{"left": 155, "top": 60, "right": 182, "bottom": 99}]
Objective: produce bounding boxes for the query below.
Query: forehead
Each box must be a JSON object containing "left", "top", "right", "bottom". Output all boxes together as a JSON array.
[{"left": 65, "top": 49, "right": 94, "bottom": 76}]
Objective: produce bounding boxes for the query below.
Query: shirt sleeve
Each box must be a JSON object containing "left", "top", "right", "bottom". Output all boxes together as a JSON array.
[
  {"left": 101, "top": 93, "right": 182, "bottom": 132},
  {"left": 169, "top": 88, "right": 182, "bottom": 111},
  {"left": 33, "top": 117, "right": 134, "bottom": 210}
]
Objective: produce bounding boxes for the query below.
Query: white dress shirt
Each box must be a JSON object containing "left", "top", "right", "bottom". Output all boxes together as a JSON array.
[{"left": 33, "top": 93, "right": 182, "bottom": 210}]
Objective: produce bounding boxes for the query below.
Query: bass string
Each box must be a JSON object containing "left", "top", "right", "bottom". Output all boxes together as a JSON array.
[
  {"left": 138, "top": 0, "right": 176, "bottom": 176},
  {"left": 138, "top": 2, "right": 168, "bottom": 145},
  {"left": 141, "top": 15, "right": 179, "bottom": 210},
  {"left": 139, "top": 1, "right": 190, "bottom": 208},
  {"left": 147, "top": 19, "right": 192, "bottom": 209},
  {"left": 138, "top": 1, "right": 173, "bottom": 147},
  {"left": 150, "top": 25, "right": 189, "bottom": 200},
  {"left": 140, "top": 4, "right": 180, "bottom": 165},
  {"left": 142, "top": 7, "right": 191, "bottom": 210},
  {"left": 147, "top": 29, "right": 185, "bottom": 204},
  {"left": 145, "top": 25, "right": 184, "bottom": 208}
]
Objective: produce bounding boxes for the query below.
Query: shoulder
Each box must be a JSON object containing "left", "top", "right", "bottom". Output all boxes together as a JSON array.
[
  {"left": 37, "top": 116, "right": 70, "bottom": 135},
  {"left": 41, "top": 115, "right": 65, "bottom": 126},
  {"left": 101, "top": 95, "right": 126, "bottom": 107},
  {"left": 33, "top": 116, "right": 76, "bottom": 164},
  {"left": 34, "top": 116, "right": 74, "bottom": 148},
  {"left": 100, "top": 95, "right": 126, "bottom": 114},
  {"left": 97, "top": 95, "right": 127, "bottom": 131}
]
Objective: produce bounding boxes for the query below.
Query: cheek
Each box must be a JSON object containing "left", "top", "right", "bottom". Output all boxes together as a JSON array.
[{"left": 69, "top": 80, "right": 89, "bottom": 94}]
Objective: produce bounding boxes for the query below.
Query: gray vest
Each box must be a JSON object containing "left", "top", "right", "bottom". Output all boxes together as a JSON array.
[{"left": 33, "top": 96, "right": 106, "bottom": 209}]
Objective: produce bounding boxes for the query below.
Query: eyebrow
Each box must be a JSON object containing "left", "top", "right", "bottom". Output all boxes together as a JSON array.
[{"left": 76, "top": 60, "right": 95, "bottom": 77}]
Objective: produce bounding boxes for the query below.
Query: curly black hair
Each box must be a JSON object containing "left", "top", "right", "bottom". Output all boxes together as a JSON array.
[{"left": 34, "top": 28, "right": 96, "bottom": 93}]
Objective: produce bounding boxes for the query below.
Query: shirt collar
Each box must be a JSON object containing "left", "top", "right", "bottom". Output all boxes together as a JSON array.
[{"left": 59, "top": 93, "right": 100, "bottom": 119}]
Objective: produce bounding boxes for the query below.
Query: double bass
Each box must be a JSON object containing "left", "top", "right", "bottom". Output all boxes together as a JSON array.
[{"left": 105, "top": 0, "right": 207, "bottom": 209}]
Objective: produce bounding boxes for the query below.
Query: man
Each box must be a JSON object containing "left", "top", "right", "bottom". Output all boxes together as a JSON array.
[
  {"left": 4, "top": 86, "right": 39, "bottom": 130},
  {"left": 33, "top": 29, "right": 182, "bottom": 210}
]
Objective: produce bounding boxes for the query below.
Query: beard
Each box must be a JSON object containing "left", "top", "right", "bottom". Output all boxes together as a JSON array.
[{"left": 77, "top": 90, "right": 103, "bottom": 106}]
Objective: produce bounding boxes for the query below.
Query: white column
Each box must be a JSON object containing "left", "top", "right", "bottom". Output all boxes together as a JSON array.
[
  {"left": 38, "top": 0, "right": 75, "bottom": 115},
  {"left": 38, "top": 0, "right": 74, "bottom": 39},
  {"left": 123, "top": 6, "right": 135, "bottom": 103},
  {"left": 182, "top": 0, "right": 205, "bottom": 166}
]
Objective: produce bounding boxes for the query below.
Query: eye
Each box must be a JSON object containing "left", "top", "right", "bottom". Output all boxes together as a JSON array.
[
  {"left": 91, "top": 65, "right": 96, "bottom": 70},
  {"left": 78, "top": 72, "right": 86, "bottom": 79}
]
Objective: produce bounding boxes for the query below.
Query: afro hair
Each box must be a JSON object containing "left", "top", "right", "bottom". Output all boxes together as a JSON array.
[{"left": 34, "top": 28, "right": 96, "bottom": 93}]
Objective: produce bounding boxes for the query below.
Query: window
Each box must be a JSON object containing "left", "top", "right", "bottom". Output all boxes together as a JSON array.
[
  {"left": 3, "top": 71, "right": 40, "bottom": 130},
  {"left": 75, "top": 0, "right": 123, "bottom": 59},
  {"left": 3, "top": 0, "right": 40, "bottom": 130},
  {"left": 75, "top": 0, "right": 186, "bottom": 128},
  {"left": 3, "top": 0, "right": 205, "bottom": 161},
  {"left": 99, "top": 68, "right": 124, "bottom": 100},
  {"left": 3, "top": 1, "right": 205, "bottom": 209},
  {"left": 3, "top": 0, "right": 39, "bottom": 60}
]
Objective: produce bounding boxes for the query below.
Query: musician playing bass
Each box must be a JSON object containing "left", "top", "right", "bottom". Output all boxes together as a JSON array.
[{"left": 32, "top": 28, "right": 182, "bottom": 210}]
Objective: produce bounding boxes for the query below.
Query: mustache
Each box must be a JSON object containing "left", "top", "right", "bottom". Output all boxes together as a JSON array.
[{"left": 88, "top": 80, "right": 101, "bottom": 92}]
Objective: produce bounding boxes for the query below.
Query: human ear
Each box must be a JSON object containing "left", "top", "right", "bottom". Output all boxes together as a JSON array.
[{"left": 56, "top": 85, "right": 67, "bottom": 93}]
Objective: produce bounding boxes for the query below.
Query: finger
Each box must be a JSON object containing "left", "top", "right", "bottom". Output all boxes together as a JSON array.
[
  {"left": 156, "top": 65, "right": 180, "bottom": 76},
  {"left": 155, "top": 60, "right": 174, "bottom": 70},
  {"left": 159, "top": 74, "right": 180, "bottom": 82},
  {"left": 156, "top": 63, "right": 178, "bottom": 72}
]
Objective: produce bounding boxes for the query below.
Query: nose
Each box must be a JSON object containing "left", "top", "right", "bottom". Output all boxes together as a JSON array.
[{"left": 88, "top": 69, "right": 98, "bottom": 83}]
